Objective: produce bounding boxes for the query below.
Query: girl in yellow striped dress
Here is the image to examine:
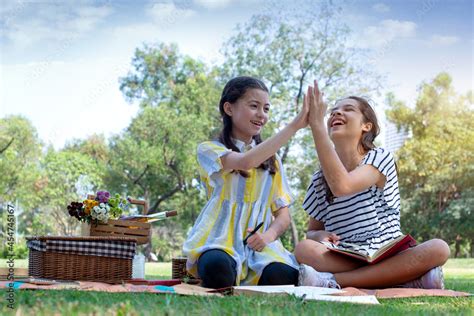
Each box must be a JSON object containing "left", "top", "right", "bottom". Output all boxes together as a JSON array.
[{"left": 183, "top": 76, "right": 308, "bottom": 288}]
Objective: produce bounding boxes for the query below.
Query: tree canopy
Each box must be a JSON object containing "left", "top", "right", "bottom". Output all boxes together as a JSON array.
[{"left": 386, "top": 73, "right": 474, "bottom": 256}]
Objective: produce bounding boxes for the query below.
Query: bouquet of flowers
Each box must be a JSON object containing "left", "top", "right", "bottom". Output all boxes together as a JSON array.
[{"left": 67, "top": 191, "right": 130, "bottom": 224}]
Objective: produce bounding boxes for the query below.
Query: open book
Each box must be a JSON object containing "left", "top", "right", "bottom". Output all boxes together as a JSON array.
[{"left": 320, "top": 234, "right": 417, "bottom": 264}]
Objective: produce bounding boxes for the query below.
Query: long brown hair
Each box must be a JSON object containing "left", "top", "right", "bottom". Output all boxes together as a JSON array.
[
  {"left": 217, "top": 76, "right": 277, "bottom": 177},
  {"left": 323, "top": 96, "right": 380, "bottom": 203}
]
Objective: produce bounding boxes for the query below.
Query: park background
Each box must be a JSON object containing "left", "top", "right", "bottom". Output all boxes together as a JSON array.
[{"left": 1, "top": 0, "right": 473, "bottom": 263}]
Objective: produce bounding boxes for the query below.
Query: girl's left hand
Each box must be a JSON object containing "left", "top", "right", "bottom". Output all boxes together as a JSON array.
[
  {"left": 306, "top": 79, "right": 327, "bottom": 129},
  {"left": 246, "top": 230, "right": 273, "bottom": 252}
]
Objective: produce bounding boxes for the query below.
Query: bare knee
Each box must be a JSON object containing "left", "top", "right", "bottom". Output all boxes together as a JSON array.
[
  {"left": 427, "top": 239, "right": 450, "bottom": 265},
  {"left": 417, "top": 238, "right": 450, "bottom": 268},
  {"left": 294, "top": 239, "right": 324, "bottom": 264}
]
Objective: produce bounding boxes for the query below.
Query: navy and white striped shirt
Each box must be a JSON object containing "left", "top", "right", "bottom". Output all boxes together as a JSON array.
[{"left": 302, "top": 147, "right": 402, "bottom": 252}]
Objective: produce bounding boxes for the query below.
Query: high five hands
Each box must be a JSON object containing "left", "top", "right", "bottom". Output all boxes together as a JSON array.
[
  {"left": 304, "top": 80, "right": 327, "bottom": 130},
  {"left": 290, "top": 79, "right": 327, "bottom": 131}
]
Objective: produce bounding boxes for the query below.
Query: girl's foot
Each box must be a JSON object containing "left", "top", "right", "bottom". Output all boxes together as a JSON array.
[
  {"left": 298, "top": 264, "right": 340, "bottom": 288},
  {"left": 400, "top": 266, "right": 445, "bottom": 289}
]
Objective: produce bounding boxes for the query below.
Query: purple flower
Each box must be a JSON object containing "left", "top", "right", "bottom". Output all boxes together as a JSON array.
[{"left": 96, "top": 191, "right": 110, "bottom": 203}]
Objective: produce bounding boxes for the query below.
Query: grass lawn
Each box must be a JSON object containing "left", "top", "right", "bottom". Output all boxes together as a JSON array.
[{"left": 1, "top": 258, "right": 473, "bottom": 315}]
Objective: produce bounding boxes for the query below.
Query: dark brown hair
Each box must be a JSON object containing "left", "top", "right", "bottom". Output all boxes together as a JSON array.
[
  {"left": 217, "top": 76, "right": 277, "bottom": 177},
  {"left": 323, "top": 96, "right": 380, "bottom": 203}
]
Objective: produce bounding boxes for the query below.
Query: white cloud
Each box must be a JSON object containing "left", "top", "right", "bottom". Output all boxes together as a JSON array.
[
  {"left": 372, "top": 3, "right": 390, "bottom": 13},
  {"left": 430, "top": 35, "right": 460, "bottom": 45},
  {"left": 357, "top": 19, "right": 417, "bottom": 48},
  {"left": 193, "top": 0, "right": 234, "bottom": 9},
  {"left": 147, "top": 2, "right": 195, "bottom": 23},
  {"left": 1, "top": 3, "right": 113, "bottom": 49}
]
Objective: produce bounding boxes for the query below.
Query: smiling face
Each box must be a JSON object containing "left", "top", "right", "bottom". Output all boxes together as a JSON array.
[
  {"left": 223, "top": 88, "right": 270, "bottom": 143},
  {"left": 327, "top": 98, "right": 373, "bottom": 143}
]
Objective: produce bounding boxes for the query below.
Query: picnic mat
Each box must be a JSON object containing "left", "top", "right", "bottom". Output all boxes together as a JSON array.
[
  {"left": 1, "top": 280, "right": 221, "bottom": 297},
  {"left": 1, "top": 280, "right": 470, "bottom": 301},
  {"left": 336, "top": 287, "right": 472, "bottom": 299}
]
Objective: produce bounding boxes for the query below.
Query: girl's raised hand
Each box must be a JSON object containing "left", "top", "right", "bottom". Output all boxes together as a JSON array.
[
  {"left": 290, "top": 90, "right": 309, "bottom": 130},
  {"left": 307, "top": 80, "right": 327, "bottom": 129}
]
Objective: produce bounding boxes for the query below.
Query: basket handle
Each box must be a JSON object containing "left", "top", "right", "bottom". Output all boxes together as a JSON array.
[
  {"left": 87, "top": 195, "right": 149, "bottom": 215},
  {"left": 127, "top": 198, "right": 149, "bottom": 215}
]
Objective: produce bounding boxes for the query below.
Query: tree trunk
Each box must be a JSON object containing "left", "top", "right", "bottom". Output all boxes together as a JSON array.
[
  {"left": 290, "top": 215, "right": 299, "bottom": 249},
  {"left": 144, "top": 236, "right": 154, "bottom": 261},
  {"left": 454, "top": 235, "right": 462, "bottom": 258},
  {"left": 470, "top": 240, "right": 474, "bottom": 258}
]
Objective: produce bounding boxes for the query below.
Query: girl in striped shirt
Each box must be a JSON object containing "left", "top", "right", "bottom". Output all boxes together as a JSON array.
[{"left": 295, "top": 80, "right": 449, "bottom": 289}]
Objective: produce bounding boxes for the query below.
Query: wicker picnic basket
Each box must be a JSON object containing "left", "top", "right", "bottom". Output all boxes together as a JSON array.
[
  {"left": 87, "top": 197, "right": 151, "bottom": 245},
  {"left": 172, "top": 257, "right": 200, "bottom": 282},
  {"left": 27, "top": 236, "right": 136, "bottom": 283}
]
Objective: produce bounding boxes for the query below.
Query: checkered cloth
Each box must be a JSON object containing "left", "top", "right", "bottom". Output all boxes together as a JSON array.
[{"left": 27, "top": 238, "right": 136, "bottom": 260}]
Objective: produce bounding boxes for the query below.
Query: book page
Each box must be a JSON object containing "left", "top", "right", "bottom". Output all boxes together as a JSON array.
[
  {"left": 337, "top": 242, "right": 370, "bottom": 257},
  {"left": 303, "top": 294, "right": 379, "bottom": 305},
  {"left": 233, "top": 285, "right": 295, "bottom": 294},
  {"left": 233, "top": 285, "right": 342, "bottom": 295},
  {"left": 234, "top": 286, "right": 379, "bottom": 305},
  {"left": 321, "top": 241, "right": 370, "bottom": 258},
  {"left": 288, "top": 286, "right": 344, "bottom": 296}
]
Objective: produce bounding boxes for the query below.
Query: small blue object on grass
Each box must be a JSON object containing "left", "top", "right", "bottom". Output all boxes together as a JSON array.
[{"left": 155, "top": 285, "right": 175, "bottom": 293}]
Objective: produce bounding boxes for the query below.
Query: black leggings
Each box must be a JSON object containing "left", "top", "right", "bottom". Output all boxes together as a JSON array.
[{"left": 197, "top": 249, "right": 298, "bottom": 289}]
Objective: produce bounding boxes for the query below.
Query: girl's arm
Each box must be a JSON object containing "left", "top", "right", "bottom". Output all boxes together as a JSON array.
[
  {"left": 306, "top": 217, "right": 340, "bottom": 244},
  {"left": 221, "top": 101, "right": 308, "bottom": 171},
  {"left": 307, "top": 81, "right": 384, "bottom": 197},
  {"left": 246, "top": 207, "right": 291, "bottom": 252}
]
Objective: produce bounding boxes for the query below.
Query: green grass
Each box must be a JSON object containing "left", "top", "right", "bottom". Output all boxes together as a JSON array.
[{"left": 1, "top": 259, "right": 473, "bottom": 315}]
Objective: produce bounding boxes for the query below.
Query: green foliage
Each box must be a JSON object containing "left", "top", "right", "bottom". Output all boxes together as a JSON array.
[
  {"left": 149, "top": 224, "right": 186, "bottom": 262},
  {"left": 0, "top": 239, "right": 28, "bottom": 259},
  {"left": 108, "top": 43, "right": 221, "bottom": 221},
  {"left": 386, "top": 73, "right": 474, "bottom": 256},
  {"left": 0, "top": 115, "right": 43, "bottom": 209},
  {"left": 64, "top": 134, "right": 109, "bottom": 163},
  {"left": 33, "top": 149, "right": 104, "bottom": 235}
]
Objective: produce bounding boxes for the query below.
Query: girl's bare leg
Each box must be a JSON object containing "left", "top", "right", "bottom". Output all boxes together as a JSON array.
[
  {"left": 295, "top": 239, "right": 450, "bottom": 288},
  {"left": 295, "top": 239, "right": 366, "bottom": 273}
]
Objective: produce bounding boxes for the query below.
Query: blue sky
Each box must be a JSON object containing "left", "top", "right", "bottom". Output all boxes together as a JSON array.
[{"left": 1, "top": 0, "right": 472, "bottom": 149}]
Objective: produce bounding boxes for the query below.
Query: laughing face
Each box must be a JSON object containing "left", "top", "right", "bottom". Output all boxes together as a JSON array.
[
  {"left": 223, "top": 88, "right": 270, "bottom": 143},
  {"left": 327, "top": 98, "right": 372, "bottom": 141}
]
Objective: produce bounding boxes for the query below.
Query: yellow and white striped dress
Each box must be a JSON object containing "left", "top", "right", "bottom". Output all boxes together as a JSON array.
[{"left": 183, "top": 139, "right": 298, "bottom": 285}]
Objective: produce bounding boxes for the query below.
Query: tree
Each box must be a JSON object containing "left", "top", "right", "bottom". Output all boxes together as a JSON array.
[
  {"left": 0, "top": 115, "right": 42, "bottom": 207},
  {"left": 0, "top": 116, "right": 44, "bottom": 240},
  {"left": 64, "top": 134, "right": 110, "bottom": 164},
  {"left": 114, "top": 43, "right": 221, "bottom": 217},
  {"left": 35, "top": 148, "right": 104, "bottom": 236},
  {"left": 114, "top": 43, "right": 224, "bottom": 259},
  {"left": 386, "top": 72, "right": 474, "bottom": 256},
  {"left": 220, "top": 3, "right": 381, "bottom": 247}
]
